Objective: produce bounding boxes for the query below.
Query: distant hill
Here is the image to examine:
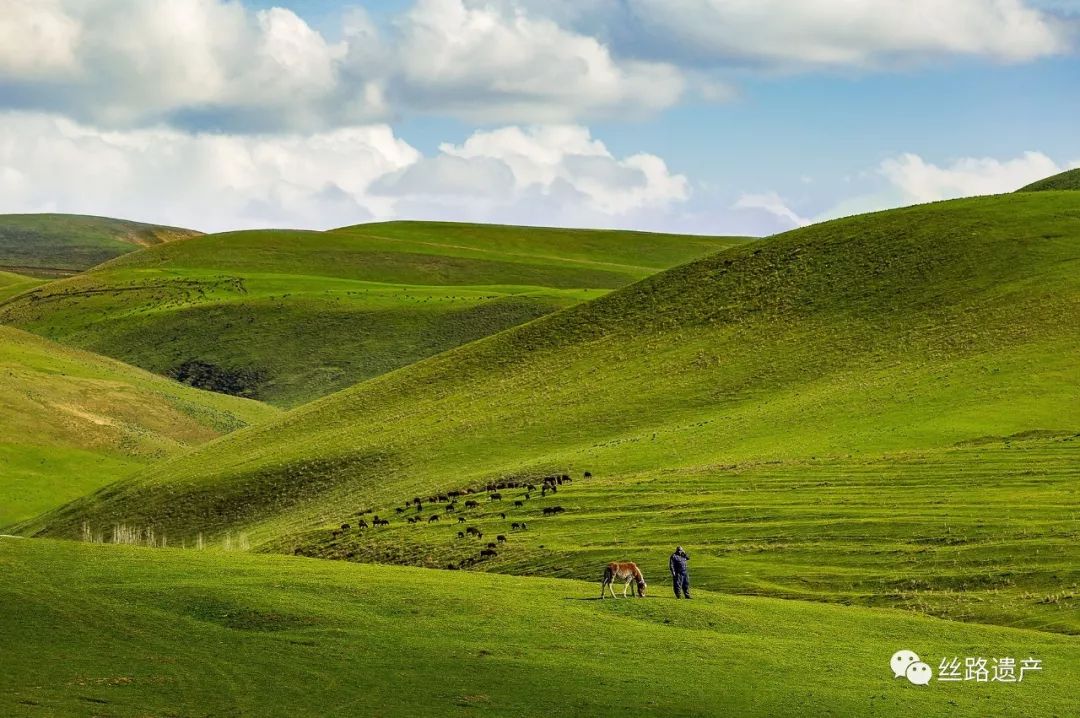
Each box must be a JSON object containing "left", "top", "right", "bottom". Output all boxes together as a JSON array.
[
  {"left": 0, "top": 222, "right": 748, "bottom": 407},
  {"left": 0, "top": 326, "right": 278, "bottom": 527},
  {"left": 1017, "top": 168, "right": 1080, "bottom": 192},
  {"left": 25, "top": 193, "right": 1078, "bottom": 632},
  {"left": 0, "top": 213, "right": 200, "bottom": 277}
]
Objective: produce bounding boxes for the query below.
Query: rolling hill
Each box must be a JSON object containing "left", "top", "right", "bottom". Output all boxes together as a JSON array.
[
  {"left": 1018, "top": 168, "right": 1080, "bottom": 192},
  {"left": 0, "top": 213, "right": 199, "bottom": 277},
  {"left": 0, "top": 270, "right": 42, "bottom": 303},
  {"left": 0, "top": 326, "right": 278, "bottom": 527},
  {"left": 0, "top": 222, "right": 746, "bottom": 407},
  {"left": 21, "top": 192, "right": 1080, "bottom": 632},
  {"left": 2, "top": 538, "right": 1077, "bottom": 717}
]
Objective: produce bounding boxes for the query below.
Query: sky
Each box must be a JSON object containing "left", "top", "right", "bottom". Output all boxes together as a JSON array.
[{"left": 0, "top": 0, "right": 1077, "bottom": 236}]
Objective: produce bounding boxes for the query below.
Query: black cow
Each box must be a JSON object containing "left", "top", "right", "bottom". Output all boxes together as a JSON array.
[
  {"left": 457, "top": 531, "right": 465, "bottom": 539},
  {"left": 497, "top": 535, "right": 506, "bottom": 543},
  {"left": 340, "top": 523, "right": 351, "bottom": 531},
  {"left": 512, "top": 522, "right": 521, "bottom": 530},
  {"left": 465, "top": 500, "right": 479, "bottom": 509},
  {"left": 458, "top": 516, "right": 466, "bottom": 523},
  {"left": 584, "top": 471, "right": 592, "bottom": 478},
  {"left": 466, "top": 526, "right": 480, "bottom": 535},
  {"left": 487, "top": 542, "right": 497, "bottom": 549},
  {"left": 428, "top": 515, "right": 440, "bottom": 523},
  {"left": 357, "top": 519, "right": 369, "bottom": 529},
  {"left": 489, "top": 493, "right": 502, "bottom": 501},
  {"left": 514, "top": 500, "right": 523, "bottom": 507},
  {"left": 480, "top": 549, "right": 497, "bottom": 558}
]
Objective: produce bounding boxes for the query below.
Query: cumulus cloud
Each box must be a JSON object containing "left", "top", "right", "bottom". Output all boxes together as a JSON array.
[
  {"left": 879, "top": 151, "right": 1068, "bottom": 203},
  {"left": 374, "top": 125, "right": 689, "bottom": 226},
  {"left": 0, "top": 113, "right": 691, "bottom": 232},
  {"left": 0, "top": 0, "right": 685, "bottom": 130},
  {"left": 513, "top": 0, "right": 1073, "bottom": 68}
]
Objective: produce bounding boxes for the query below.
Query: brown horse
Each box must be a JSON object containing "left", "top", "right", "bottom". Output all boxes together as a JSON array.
[{"left": 600, "top": 561, "right": 647, "bottom": 599}]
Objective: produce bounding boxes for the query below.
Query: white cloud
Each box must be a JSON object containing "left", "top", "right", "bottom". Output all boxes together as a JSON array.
[
  {"left": 516, "top": 0, "right": 1073, "bottom": 68},
  {"left": 392, "top": 0, "right": 683, "bottom": 122},
  {"left": 0, "top": 113, "right": 691, "bottom": 232},
  {"left": 733, "top": 192, "right": 811, "bottom": 229},
  {"left": 376, "top": 125, "right": 689, "bottom": 224},
  {"left": 879, "top": 151, "right": 1066, "bottom": 203},
  {"left": 0, "top": 0, "right": 686, "bottom": 130}
]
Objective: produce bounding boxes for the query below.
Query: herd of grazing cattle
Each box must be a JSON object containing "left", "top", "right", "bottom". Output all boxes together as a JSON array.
[{"left": 325, "top": 473, "right": 588, "bottom": 569}]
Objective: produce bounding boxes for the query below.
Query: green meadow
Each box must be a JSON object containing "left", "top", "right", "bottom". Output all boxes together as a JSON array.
[
  {"left": 23, "top": 193, "right": 1079, "bottom": 637},
  {"left": 2, "top": 538, "right": 1077, "bottom": 718},
  {"left": 0, "top": 221, "right": 745, "bottom": 406},
  {"left": 0, "top": 213, "right": 198, "bottom": 277},
  {"left": 0, "top": 270, "right": 43, "bottom": 303},
  {"left": 1019, "top": 168, "right": 1080, "bottom": 192},
  {"left": 0, "top": 326, "right": 277, "bottom": 527}
]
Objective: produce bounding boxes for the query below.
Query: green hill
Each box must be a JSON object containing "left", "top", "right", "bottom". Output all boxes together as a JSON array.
[
  {"left": 0, "top": 270, "right": 42, "bottom": 303},
  {"left": 1017, "top": 168, "right": 1080, "bottom": 192},
  {"left": 0, "top": 326, "right": 278, "bottom": 527},
  {"left": 22, "top": 192, "right": 1080, "bottom": 631},
  {"left": 0, "top": 213, "right": 199, "bottom": 277},
  {"left": 3, "top": 539, "right": 1077, "bottom": 718},
  {"left": 0, "top": 222, "right": 746, "bottom": 407}
]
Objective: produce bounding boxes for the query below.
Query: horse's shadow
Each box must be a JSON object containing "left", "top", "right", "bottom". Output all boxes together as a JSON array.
[{"left": 563, "top": 596, "right": 655, "bottom": 601}]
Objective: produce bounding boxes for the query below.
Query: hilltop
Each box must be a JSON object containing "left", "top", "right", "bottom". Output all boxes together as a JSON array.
[
  {"left": 0, "top": 221, "right": 746, "bottom": 407},
  {"left": 24, "top": 191, "right": 1079, "bottom": 631},
  {"left": 3, "top": 539, "right": 1077, "bottom": 717},
  {"left": 0, "top": 326, "right": 278, "bottom": 527},
  {"left": 1017, "top": 168, "right": 1080, "bottom": 192},
  {"left": 0, "top": 213, "right": 199, "bottom": 277}
]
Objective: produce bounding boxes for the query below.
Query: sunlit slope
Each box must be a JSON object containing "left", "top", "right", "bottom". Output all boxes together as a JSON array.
[
  {"left": 0, "top": 223, "right": 745, "bottom": 407},
  {"left": 2, "top": 539, "right": 1077, "bottom": 718},
  {"left": 26, "top": 194, "right": 1080, "bottom": 627},
  {"left": 1018, "top": 168, "right": 1080, "bottom": 192},
  {"left": 0, "top": 270, "right": 42, "bottom": 303},
  {"left": 0, "top": 213, "right": 199, "bottom": 277},
  {"left": 0, "top": 326, "right": 278, "bottom": 527}
]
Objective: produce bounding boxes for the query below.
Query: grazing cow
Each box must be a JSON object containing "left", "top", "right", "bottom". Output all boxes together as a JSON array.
[
  {"left": 497, "top": 535, "right": 506, "bottom": 543},
  {"left": 465, "top": 500, "right": 479, "bottom": 509},
  {"left": 428, "top": 515, "right": 440, "bottom": 523},
  {"left": 542, "top": 506, "right": 565, "bottom": 516},
  {"left": 395, "top": 507, "right": 405, "bottom": 514},
  {"left": 527, "top": 484, "right": 537, "bottom": 492},
  {"left": 374, "top": 518, "right": 390, "bottom": 527},
  {"left": 357, "top": 519, "right": 369, "bottom": 529},
  {"left": 448, "top": 490, "right": 463, "bottom": 498},
  {"left": 480, "top": 549, "right": 497, "bottom": 558},
  {"left": 466, "top": 527, "right": 480, "bottom": 536},
  {"left": 514, "top": 500, "right": 524, "bottom": 507},
  {"left": 413, "top": 497, "right": 422, "bottom": 506},
  {"left": 564, "top": 477, "right": 573, "bottom": 484},
  {"left": 521, "top": 522, "right": 528, "bottom": 531},
  {"left": 445, "top": 504, "right": 456, "bottom": 513},
  {"left": 457, "top": 531, "right": 465, "bottom": 539},
  {"left": 458, "top": 516, "right": 466, "bottom": 523},
  {"left": 447, "top": 563, "right": 458, "bottom": 570},
  {"left": 511, "top": 522, "right": 521, "bottom": 530},
  {"left": 487, "top": 542, "right": 497, "bottom": 549},
  {"left": 584, "top": 471, "right": 592, "bottom": 478},
  {"left": 476, "top": 532, "right": 483, "bottom": 540},
  {"left": 500, "top": 512, "right": 506, "bottom": 520},
  {"left": 600, "top": 562, "right": 647, "bottom": 599},
  {"left": 340, "top": 523, "right": 351, "bottom": 531},
  {"left": 490, "top": 493, "right": 502, "bottom": 501},
  {"left": 561, "top": 474, "right": 570, "bottom": 481}
]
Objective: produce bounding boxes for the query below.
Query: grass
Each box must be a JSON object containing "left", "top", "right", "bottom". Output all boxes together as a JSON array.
[
  {"left": 0, "top": 270, "right": 43, "bottom": 303},
  {"left": 0, "top": 213, "right": 199, "bottom": 277},
  {"left": 0, "top": 222, "right": 746, "bottom": 407},
  {"left": 1018, "top": 168, "right": 1080, "bottom": 192},
  {"left": 0, "top": 326, "right": 278, "bottom": 527},
  {"left": 23, "top": 192, "right": 1079, "bottom": 632},
  {"left": 2, "top": 538, "right": 1078, "bottom": 718}
]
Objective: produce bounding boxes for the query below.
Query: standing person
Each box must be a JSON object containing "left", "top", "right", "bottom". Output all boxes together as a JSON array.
[{"left": 669, "top": 546, "right": 690, "bottom": 599}]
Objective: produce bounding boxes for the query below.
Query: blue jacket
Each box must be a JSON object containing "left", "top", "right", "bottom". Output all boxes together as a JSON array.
[{"left": 669, "top": 551, "right": 689, "bottom": 576}]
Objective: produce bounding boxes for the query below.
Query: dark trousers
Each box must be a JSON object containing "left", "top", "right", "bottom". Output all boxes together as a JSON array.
[{"left": 672, "top": 573, "right": 690, "bottom": 598}]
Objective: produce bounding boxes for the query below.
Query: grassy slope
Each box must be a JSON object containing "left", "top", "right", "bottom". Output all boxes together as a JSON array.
[
  {"left": 1018, "top": 168, "right": 1080, "bottom": 192},
  {"left": 24, "top": 193, "right": 1080, "bottom": 631},
  {"left": 0, "top": 326, "right": 278, "bottom": 527},
  {"left": 0, "top": 222, "right": 746, "bottom": 407},
  {"left": 0, "top": 270, "right": 43, "bottom": 303},
  {"left": 2, "top": 539, "right": 1077, "bottom": 718},
  {"left": 0, "top": 213, "right": 199, "bottom": 277}
]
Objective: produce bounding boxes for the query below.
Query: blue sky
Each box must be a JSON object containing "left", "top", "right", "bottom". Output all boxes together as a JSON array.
[{"left": 0, "top": 0, "right": 1077, "bottom": 234}]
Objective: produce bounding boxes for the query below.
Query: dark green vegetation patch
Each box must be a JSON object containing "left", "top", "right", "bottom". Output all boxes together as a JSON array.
[{"left": 1017, "top": 168, "right": 1080, "bottom": 192}]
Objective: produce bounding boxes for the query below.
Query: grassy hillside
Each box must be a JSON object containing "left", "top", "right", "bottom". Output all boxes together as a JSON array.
[
  {"left": 0, "top": 222, "right": 746, "bottom": 407},
  {"left": 0, "top": 213, "right": 199, "bottom": 277},
  {"left": 3, "top": 539, "right": 1077, "bottom": 718},
  {"left": 0, "top": 270, "right": 42, "bottom": 303},
  {"left": 0, "top": 326, "right": 278, "bottom": 527},
  {"left": 1018, "top": 168, "right": 1080, "bottom": 192},
  {"left": 24, "top": 192, "right": 1080, "bottom": 631}
]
